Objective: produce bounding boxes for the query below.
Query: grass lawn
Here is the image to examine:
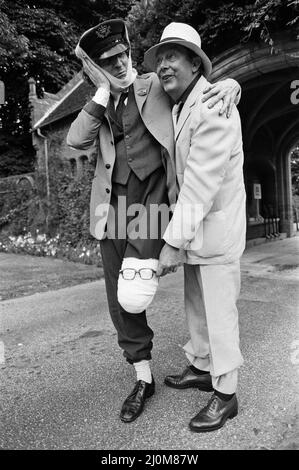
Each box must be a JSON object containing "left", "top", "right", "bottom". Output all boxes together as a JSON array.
[{"left": 0, "top": 252, "right": 104, "bottom": 300}]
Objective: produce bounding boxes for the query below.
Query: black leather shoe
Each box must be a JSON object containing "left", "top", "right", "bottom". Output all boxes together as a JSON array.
[
  {"left": 189, "top": 393, "right": 238, "bottom": 433},
  {"left": 164, "top": 366, "right": 213, "bottom": 391},
  {"left": 120, "top": 377, "right": 155, "bottom": 423}
]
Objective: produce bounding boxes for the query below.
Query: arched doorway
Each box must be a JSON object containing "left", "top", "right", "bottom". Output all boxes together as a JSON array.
[{"left": 211, "top": 34, "right": 299, "bottom": 239}]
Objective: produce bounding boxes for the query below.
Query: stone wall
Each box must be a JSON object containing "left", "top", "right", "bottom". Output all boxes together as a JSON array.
[
  {"left": 33, "top": 115, "right": 96, "bottom": 183},
  {"left": 0, "top": 173, "right": 35, "bottom": 199}
]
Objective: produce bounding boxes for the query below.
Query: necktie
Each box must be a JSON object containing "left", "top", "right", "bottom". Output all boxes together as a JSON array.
[{"left": 116, "top": 91, "right": 129, "bottom": 116}]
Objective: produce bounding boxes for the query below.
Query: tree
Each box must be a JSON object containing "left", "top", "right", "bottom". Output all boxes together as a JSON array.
[
  {"left": 0, "top": 0, "right": 134, "bottom": 177},
  {"left": 127, "top": 0, "right": 299, "bottom": 69},
  {"left": 1, "top": 0, "right": 297, "bottom": 177}
]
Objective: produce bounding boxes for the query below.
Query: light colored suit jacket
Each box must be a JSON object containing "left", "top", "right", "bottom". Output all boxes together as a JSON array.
[
  {"left": 67, "top": 73, "right": 176, "bottom": 240},
  {"left": 163, "top": 76, "right": 246, "bottom": 264}
]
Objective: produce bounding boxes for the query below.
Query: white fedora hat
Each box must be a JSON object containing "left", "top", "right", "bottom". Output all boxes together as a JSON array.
[{"left": 144, "top": 22, "right": 212, "bottom": 78}]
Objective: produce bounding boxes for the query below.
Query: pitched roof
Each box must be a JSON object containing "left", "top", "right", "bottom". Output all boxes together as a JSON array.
[{"left": 32, "top": 73, "right": 94, "bottom": 130}]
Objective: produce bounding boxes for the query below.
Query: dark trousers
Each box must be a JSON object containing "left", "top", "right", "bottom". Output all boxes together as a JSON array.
[{"left": 100, "top": 167, "right": 169, "bottom": 363}]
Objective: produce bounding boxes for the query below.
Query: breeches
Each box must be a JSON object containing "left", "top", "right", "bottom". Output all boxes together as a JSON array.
[{"left": 100, "top": 167, "right": 169, "bottom": 363}]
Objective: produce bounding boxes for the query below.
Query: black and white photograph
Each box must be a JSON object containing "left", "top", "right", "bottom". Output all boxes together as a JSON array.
[{"left": 0, "top": 0, "right": 298, "bottom": 454}]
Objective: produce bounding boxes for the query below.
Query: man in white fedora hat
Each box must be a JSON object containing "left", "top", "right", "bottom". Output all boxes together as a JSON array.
[
  {"left": 145, "top": 22, "right": 246, "bottom": 432},
  {"left": 67, "top": 18, "right": 242, "bottom": 425}
]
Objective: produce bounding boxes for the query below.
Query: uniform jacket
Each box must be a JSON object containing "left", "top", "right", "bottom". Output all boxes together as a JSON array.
[
  {"left": 67, "top": 73, "right": 176, "bottom": 240},
  {"left": 163, "top": 76, "right": 246, "bottom": 264}
]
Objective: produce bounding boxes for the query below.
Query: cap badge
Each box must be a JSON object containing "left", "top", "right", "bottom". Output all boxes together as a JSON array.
[{"left": 95, "top": 25, "right": 112, "bottom": 40}]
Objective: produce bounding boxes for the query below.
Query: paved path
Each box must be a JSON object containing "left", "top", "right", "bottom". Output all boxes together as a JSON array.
[
  {"left": 0, "top": 252, "right": 103, "bottom": 301},
  {"left": 0, "top": 237, "right": 298, "bottom": 450}
]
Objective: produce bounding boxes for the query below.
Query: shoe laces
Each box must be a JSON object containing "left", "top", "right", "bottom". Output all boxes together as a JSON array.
[
  {"left": 207, "top": 395, "right": 219, "bottom": 413},
  {"left": 126, "top": 380, "right": 146, "bottom": 401}
]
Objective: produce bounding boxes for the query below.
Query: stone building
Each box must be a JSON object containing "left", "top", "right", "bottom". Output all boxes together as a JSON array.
[
  {"left": 211, "top": 34, "right": 299, "bottom": 239},
  {"left": 30, "top": 34, "right": 299, "bottom": 241},
  {"left": 29, "top": 74, "right": 96, "bottom": 187}
]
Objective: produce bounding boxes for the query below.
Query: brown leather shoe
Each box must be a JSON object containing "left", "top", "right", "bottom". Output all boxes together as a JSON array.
[
  {"left": 164, "top": 366, "right": 213, "bottom": 391},
  {"left": 189, "top": 394, "right": 238, "bottom": 432},
  {"left": 120, "top": 377, "right": 155, "bottom": 423}
]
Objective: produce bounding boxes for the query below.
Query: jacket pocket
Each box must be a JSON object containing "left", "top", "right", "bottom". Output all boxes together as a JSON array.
[{"left": 187, "top": 210, "right": 228, "bottom": 258}]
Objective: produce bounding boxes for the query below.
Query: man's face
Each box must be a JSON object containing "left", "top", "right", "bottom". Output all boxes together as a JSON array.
[
  {"left": 155, "top": 45, "right": 199, "bottom": 101},
  {"left": 97, "top": 50, "right": 129, "bottom": 78}
]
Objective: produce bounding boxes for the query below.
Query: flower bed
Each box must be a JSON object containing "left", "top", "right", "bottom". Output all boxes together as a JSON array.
[{"left": 0, "top": 230, "right": 102, "bottom": 266}]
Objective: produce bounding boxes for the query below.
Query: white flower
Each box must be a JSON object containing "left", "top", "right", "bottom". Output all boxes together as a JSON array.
[
  {"left": 36, "top": 234, "right": 46, "bottom": 243},
  {"left": 16, "top": 236, "right": 23, "bottom": 246}
]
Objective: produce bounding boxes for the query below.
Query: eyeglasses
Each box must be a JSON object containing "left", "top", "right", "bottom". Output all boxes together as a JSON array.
[{"left": 119, "top": 268, "right": 157, "bottom": 280}]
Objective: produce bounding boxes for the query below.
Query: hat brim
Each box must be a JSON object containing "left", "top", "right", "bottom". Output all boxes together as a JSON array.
[
  {"left": 99, "top": 43, "right": 128, "bottom": 60},
  {"left": 144, "top": 39, "right": 212, "bottom": 78}
]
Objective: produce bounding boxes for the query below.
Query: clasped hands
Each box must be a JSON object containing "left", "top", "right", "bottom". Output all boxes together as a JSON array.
[{"left": 156, "top": 243, "right": 185, "bottom": 277}]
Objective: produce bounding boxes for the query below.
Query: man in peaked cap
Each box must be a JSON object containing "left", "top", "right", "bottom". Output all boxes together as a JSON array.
[
  {"left": 79, "top": 20, "right": 129, "bottom": 61},
  {"left": 145, "top": 22, "right": 246, "bottom": 432},
  {"left": 67, "top": 18, "right": 242, "bottom": 424}
]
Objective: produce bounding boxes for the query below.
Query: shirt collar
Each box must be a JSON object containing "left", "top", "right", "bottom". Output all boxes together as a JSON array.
[{"left": 175, "top": 74, "right": 201, "bottom": 105}]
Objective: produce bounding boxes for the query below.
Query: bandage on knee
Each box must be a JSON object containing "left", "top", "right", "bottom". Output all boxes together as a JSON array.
[{"left": 117, "top": 257, "right": 159, "bottom": 314}]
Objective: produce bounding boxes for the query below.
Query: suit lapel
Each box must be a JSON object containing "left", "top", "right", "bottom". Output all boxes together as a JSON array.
[
  {"left": 133, "top": 75, "right": 174, "bottom": 158},
  {"left": 174, "top": 75, "right": 208, "bottom": 140},
  {"left": 133, "top": 77, "right": 152, "bottom": 114},
  {"left": 174, "top": 102, "right": 192, "bottom": 140}
]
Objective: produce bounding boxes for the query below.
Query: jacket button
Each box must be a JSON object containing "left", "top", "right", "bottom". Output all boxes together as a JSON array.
[
  {"left": 106, "top": 188, "right": 110, "bottom": 194},
  {"left": 111, "top": 141, "right": 114, "bottom": 145},
  {"left": 128, "top": 158, "right": 133, "bottom": 162},
  {"left": 105, "top": 164, "right": 111, "bottom": 169}
]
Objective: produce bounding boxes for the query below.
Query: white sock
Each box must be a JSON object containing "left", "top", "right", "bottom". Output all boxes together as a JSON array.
[{"left": 133, "top": 360, "right": 152, "bottom": 383}]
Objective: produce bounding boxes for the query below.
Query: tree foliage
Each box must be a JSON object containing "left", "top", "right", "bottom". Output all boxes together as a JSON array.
[
  {"left": 127, "top": 0, "right": 299, "bottom": 69},
  {"left": 0, "top": 0, "right": 298, "bottom": 177},
  {"left": 0, "top": 0, "right": 133, "bottom": 177}
]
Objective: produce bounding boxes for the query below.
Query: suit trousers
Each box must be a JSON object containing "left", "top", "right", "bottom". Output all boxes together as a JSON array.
[
  {"left": 183, "top": 261, "right": 244, "bottom": 394},
  {"left": 100, "top": 167, "right": 169, "bottom": 364}
]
